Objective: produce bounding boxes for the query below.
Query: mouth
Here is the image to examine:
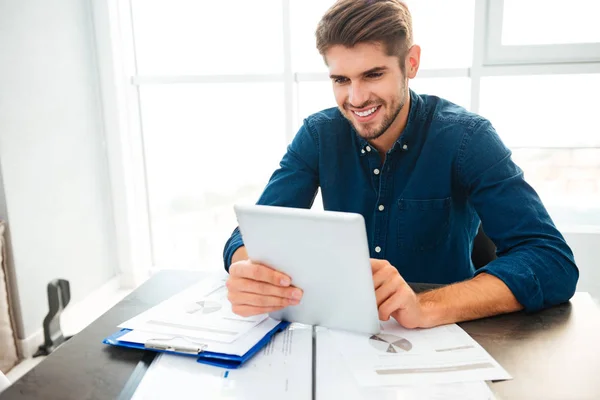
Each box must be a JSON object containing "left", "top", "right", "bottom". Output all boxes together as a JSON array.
[{"left": 351, "top": 105, "right": 381, "bottom": 123}]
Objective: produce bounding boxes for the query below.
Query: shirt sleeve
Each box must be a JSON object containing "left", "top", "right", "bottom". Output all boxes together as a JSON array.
[
  {"left": 223, "top": 121, "right": 320, "bottom": 272},
  {"left": 457, "top": 119, "right": 579, "bottom": 312}
]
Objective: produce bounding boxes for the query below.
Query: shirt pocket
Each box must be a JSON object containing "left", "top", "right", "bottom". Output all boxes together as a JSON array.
[{"left": 397, "top": 197, "right": 452, "bottom": 251}]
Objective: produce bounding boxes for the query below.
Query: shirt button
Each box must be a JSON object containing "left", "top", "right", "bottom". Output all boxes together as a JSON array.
[
  {"left": 375, "top": 246, "right": 382, "bottom": 253},
  {"left": 366, "top": 146, "right": 372, "bottom": 152},
  {"left": 361, "top": 149, "right": 366, "bottom": 154},
  {"left": 378, "top": 205, "right": 385, "bottom": 211},
  {"left": 403, "top": 144, "right": 408, "bottom": 150},
  {"left": 373, "top": 169, "right": 380, "bottom": 175}
]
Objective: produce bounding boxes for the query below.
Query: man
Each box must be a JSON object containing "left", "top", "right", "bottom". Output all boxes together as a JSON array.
[{"left": 223, "top": 0, "right": 578, "bottom": 329}]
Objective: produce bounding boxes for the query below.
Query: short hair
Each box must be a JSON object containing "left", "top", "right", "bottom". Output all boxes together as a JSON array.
[{"left": 315, "top": 0, "right": 413, "bottom": 72}]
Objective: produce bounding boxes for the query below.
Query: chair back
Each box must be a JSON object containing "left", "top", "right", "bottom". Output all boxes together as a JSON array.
[{"left": 471, "top": 224, "right": 497, "bottom": 269}]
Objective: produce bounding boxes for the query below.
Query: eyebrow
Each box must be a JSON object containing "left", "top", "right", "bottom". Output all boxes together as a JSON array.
[{"left": 329, "top": 66, "right": 388, "bottom": 81}]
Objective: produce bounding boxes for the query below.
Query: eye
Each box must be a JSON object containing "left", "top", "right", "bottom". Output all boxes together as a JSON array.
[
  {"left": 333, "top": 77, "right": 349, "bottom": 84},
  {"left": 366, "top": 72, "right": 383, "bottom": 79}
]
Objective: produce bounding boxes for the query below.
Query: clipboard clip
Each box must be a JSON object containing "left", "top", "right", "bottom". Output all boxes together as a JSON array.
[{"left": 144, "top": 336, "right": 208, "bottom": 355}]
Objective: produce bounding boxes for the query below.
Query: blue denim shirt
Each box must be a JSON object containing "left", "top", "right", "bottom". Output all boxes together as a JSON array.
[{"left": 224, "top": 90, "right": 578, "bottom": 312}]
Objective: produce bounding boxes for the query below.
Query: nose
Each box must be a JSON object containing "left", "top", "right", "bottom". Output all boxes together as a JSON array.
[{"left": 348, "top": 81, "right": 369, "bottom": 108}]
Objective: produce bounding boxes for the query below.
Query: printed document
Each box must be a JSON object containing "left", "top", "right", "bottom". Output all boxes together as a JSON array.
[
  {"left": 317, "top": 325, "right": 496, "bottom": 399},
  {"left": 119, "top": 278, "right": 268, "bottom": 343},
  {"left": 324, "top": 321, "right": 511, "bottom": 386},
  {"left": 131, "top": 324, "right": 312, "bottom": 400}
]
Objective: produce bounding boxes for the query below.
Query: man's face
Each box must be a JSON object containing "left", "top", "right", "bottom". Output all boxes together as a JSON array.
[{"left": 325, "top": 42, "right": 408, "bottom": 141}]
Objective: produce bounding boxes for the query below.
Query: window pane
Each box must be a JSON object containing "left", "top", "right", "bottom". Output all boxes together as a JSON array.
[
  {"left": 410, "top": 77, "right": 471, "bottom": 110},
  {"left": 502, "top": 0, "right": 600, "bottom": 45},
  {"left": 290, "top": 0, "right": 335, "bottom": 73},
  {"left": 290, "top": 0, "right": 474, "bottom": 72},
  {"left": 131, "top": 0, "right": 284, "bottom": 75},
  {"left": 479, "top": 74, "right": 600, "bottom": 148},
  {"left": 139, "top": 83, "right": 286, "bottom": 271},
  {"left": 405, "top": 0, "right": 474, "bottom": 69},
  {"left": 511, "top": 148, "right": 600, "bottom": 230}
]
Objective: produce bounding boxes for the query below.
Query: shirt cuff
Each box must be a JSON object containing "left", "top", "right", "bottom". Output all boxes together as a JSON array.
[
  {"left": 475, "top": 258, "right": 544, "bottom": 312},
  {"left": 223, "top": 227, "right": 244, "bottom": 273}
]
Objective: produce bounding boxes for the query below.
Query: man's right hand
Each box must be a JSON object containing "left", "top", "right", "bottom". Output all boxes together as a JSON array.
[{"left": 226, "top": 259, "right": 303, "bottom": 317}]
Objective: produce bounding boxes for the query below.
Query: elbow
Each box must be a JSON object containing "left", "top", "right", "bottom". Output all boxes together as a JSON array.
[
  {"left": 563, "top": 257, "right": 579, "bottom": 300},
  {"left": 543, "top": 251, "right": 579, "bottom": 309}
]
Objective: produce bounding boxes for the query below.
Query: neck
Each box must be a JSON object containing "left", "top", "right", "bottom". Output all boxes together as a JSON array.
[{"left": 368, "top": 90, "right": 411, "bottom": 155}]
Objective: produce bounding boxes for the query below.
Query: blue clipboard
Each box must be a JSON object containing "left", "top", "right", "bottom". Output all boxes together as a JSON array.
[{"left": 103, "top": 320, "right": 290, "bottom": 369}]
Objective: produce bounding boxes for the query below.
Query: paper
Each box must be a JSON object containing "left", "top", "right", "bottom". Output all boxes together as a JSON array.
[
  {"left": 326, "top": 321, "right": 511, "bottom": 386},
  {"left": 317, "top": 325, "right": 496, "bottom": 399},
  {"left": 131, "top": 324, "right": 312, "bottom": 400},
  {"left": 117, "top": 317, "right": 281, "bottom": 356},
  {"left": 119, "top": 278, "right": 267, "bottom": 343}
]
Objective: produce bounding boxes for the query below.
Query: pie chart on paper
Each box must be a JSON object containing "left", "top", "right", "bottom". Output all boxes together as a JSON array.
[
  {"left": 369, "top": 333, "right": 413, "bottom": 353},
  {"left": 185, "top": 300, "right": 222, "bottom": 315}
]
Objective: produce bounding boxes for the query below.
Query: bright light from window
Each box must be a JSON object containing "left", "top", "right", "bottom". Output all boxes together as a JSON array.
[
  {"left": 139, "top": 83, "right": 286, "bottom": 270},
  {"left": 131, "top": 0, "right": 284, "bottom": 75},
  {"left": 480, "top": 74, "right": 600, "bottom": 148},
  {"left": 502, "top": 0, "right": 600, "bottom": 45}
]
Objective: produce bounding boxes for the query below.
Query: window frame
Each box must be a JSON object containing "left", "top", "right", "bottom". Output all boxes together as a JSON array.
[
  {"left": 484, "top": 0, "right": 600, "bottom": 66},
  {"left": 94, "top": 0, "right": 600, "bottom": 282}
]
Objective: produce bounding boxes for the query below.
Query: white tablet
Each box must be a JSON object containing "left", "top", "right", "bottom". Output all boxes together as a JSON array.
[{"left": 234, "top": 204, "right": 381, "bottom": 335}]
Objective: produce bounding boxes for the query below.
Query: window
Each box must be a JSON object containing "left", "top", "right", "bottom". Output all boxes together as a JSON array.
[
  {"left": 486, "top": 0, "right": 600, "bottom": 65},
  {"left": 502, "top": 0, "right": 600, "bottom": 46},
  {"left": 510, "top": 148, "right": 600, "bottom": 230},
  {"left": 102, "top": 1, "right": 600, "bottom": 276},
  {"left": 131, "top": 0, "right": 284, "bottom": 75},
  {"left": 480, "top": 74, "right": 600, "bottom": 148},
  {"left": 290, "top": 0, "right": 334, "bottom": 73},
  {"left": 405, "top": 0, "right": 475, "bottom": 69},
  {"left": 139, "top": 83, "right": 286, "bottom": 269}
]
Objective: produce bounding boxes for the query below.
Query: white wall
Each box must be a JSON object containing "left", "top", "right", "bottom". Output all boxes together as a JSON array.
[{"left": 0, "top": 0, "right": 117, "bottom": 339}]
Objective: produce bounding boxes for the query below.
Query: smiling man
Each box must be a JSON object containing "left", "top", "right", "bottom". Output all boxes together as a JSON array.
[{"left": 223, "top": 0, "right": 579, "bottom": 328}]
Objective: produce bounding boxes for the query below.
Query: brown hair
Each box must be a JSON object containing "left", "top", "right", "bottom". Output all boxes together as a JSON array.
[{"left": 315, "top": 0, "right": 413, "bottom": 72}]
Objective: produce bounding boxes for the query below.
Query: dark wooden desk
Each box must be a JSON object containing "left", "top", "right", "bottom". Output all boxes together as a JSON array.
[{"left": 2, "top": 270, "right": 599, "bottom": 400}]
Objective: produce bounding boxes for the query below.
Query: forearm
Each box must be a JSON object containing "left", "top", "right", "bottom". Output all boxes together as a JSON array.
[{"left": 418, "top": 272, "right": 523, "bottom": 328}]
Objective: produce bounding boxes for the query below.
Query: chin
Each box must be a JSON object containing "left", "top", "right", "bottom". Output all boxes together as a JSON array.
[{"left": 356, "top": 123, "right": 385, "bottom": 139}]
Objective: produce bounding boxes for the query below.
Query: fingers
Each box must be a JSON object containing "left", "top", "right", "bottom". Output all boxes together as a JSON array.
[
  {"left": 371, "top": 259, "right": 407, "bottom": 289},
  {"left": 227, "top": 277, "right": 303, "bottom": 300},
  {"left": 375, "top": 276, "right": 399, "bottom": 307},
  {"left": 231, "top": 304, "right": 288, "bottom": 318},
  {"left": 228, "top": 291, "right": 300, "bottom": 308},
  {"left": 378, "top": 285, "right": 412, "bottom": 321},
  {"left": 230, "top": 260, "right": 292, "bottom": 287},
  {"left": 372, "top": 266, "right": 395, "bottom": 289},
  {"left": 370, "top": 258, "right": 389, "bottom": 274},
  {"left": 227, "top": 260, "right": 303, "bottom": 319}
]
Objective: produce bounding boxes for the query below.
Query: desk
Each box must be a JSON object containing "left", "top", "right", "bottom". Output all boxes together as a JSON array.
[{"left": 2, "top": 270, "right": 599, "bottom": 400}]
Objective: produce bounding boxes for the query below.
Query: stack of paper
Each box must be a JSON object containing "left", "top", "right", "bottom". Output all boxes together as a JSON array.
[
  {"left": 103, "top": 278, "right": 289, "bottom": 368},
  {"left": 131, "top": 320, "right": 508, "bottom": 399},
  {"left": 108, "top": 277, "right": 512, "bottom": 398},
  {"left": 316, "top": 320, "right": 511, "bottom": 399},
  {"left": 131, "top": 323, "right": 313, "bottom": 400}
]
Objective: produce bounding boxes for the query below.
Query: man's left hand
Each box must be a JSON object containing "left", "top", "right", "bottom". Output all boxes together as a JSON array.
[{"left": 371, "top": 259, "right": 424, "bottom": 329}]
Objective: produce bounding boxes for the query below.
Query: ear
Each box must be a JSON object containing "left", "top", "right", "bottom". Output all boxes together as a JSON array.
[{"left": 405, "top": 45, "right": 421, "bottom": 79}]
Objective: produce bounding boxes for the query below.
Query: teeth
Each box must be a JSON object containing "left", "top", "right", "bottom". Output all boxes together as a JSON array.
[{"left": 354, "top": 106, "right": 378, "bottom": 117}]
